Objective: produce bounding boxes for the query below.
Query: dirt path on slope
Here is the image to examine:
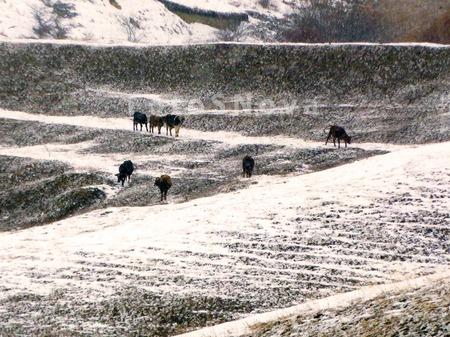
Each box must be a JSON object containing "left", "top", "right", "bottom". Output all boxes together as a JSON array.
[{"left": 0, "top": 109, "right": 411, "bottom": 152}]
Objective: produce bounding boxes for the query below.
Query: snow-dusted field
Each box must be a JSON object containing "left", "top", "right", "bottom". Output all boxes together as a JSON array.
[
  {"left": 0, "top": 0, "right": 297, "bottom": 45},
  {"left": 0, "top": 0, "right": 448, "bottom": 334},
  {"left": 0, "top": 107, "right": 448, "bottom": 336}
]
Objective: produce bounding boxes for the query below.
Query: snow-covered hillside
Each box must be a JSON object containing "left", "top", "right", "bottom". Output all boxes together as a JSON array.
[
  {"left": 0, "top": 108, "right": 449, "bottom": 336},
  {"left": 0, "top": 0, "right": 296, "bottom": 44},
  {"left": 0, "top": 0, "right": 212, "bottom": 44},
  {"left": 0, "top": 4, "right": 448, "bottom": 332}
]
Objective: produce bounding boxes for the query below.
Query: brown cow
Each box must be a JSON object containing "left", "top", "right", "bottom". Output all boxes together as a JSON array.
[
  {"left": 155, "top": 175, "right": 172, "bottom": 201},
  {"left": 149, "top": 115, "right": 164, "bottom": 134}
]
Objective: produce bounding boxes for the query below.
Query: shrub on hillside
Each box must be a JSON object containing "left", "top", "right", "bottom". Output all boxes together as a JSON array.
[
  {"left": 277, "top": 0, "right": 386, "bottom": 43},
  {"left": 215, "top": 23, "right": 250, "bottom": 42},
  {"left": 259, "top": 0, "right": 271, "bottom": 9},
  {"left": 118, "top": 16, "right": 145, "bottom": 42},
  {"left": 52, "top": 1, "right": 77, "bottom": 19},
  {"left": 31, "top": 0, "right": 77, "bottom": 39}
]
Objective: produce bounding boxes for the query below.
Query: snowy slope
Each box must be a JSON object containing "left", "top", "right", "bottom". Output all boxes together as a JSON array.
[
  {"left": 0, "top": 108, "right": 449, "bottom": 335},
  {"left": 0, "top": 0, "right": 296, "bottom": 44},
  {"left": 0, "top": 0, "right": 215, "bottom": 44}
]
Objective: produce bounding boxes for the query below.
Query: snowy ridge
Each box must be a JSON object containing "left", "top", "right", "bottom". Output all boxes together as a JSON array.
[{"left": 160, "top": 0, "right": 295, "bottom": 16}]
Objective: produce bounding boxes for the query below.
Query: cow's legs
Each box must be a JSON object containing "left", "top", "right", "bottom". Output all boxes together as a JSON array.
[
  {"left": 325, "top": 132, "right": 332, "bottom": 145},
  {"left": 161, "top": 190, "right": 168, "bottom": 201}
]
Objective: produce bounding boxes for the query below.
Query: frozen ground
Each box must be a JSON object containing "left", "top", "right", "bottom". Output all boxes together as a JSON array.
[
  {"left": 0, "top": 2, "right": 448, "bottom": 333},
  {"left": 0, "top": 0, "right": 215, "bottom": 44},
  {"left": 0, "top": 107, "right": 448, "bottom": 336},
  {"left": 0, "top": 0, "right": 297, "bottom": 45}
]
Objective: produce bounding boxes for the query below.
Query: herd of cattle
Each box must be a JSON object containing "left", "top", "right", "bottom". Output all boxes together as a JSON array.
[
  {"left": 133, "top": 111, "right": 185, "bottom": 137},
  {"left": 119, "top": 113, "right": 352, "bottom": 202}
]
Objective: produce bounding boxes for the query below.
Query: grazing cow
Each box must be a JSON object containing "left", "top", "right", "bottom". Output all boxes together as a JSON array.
[
  {"left": 324, "top": 125, "right": 352, "bottom": 148},
  {"left": 242, "top": 155, "right": 255, "bottom": 178},
  {"left": 133, "top": 111, "right": 148, "bottom": 131},
  {"left": 149, "top": 115, "right": 164, "bottom": 134},
  {"left": 116, "top": 160, "right": 134, "bottom": 186},
  {"left": 155, "top": 175, "right": 172, "bottom": 201},
  {"left": 163, "top": 114, "right": 184, "bottom": 137}
]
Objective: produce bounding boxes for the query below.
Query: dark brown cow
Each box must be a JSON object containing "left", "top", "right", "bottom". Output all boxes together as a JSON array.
[
  {"left": 242, "top": 155, "right": 255, "bottom": 178},
  {"left": 155, "top": 175, "right": 172, "bottom": 201},
  {"left": 325, "top": 125, "right": 352, "bottom": 148},
  {"left": 149, "top": 115, "right": 164, "bottom": 134}
]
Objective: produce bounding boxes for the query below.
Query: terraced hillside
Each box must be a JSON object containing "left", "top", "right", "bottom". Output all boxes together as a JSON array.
[
  {"left": 0, "top": 42, "right": 449, "bottom": 336},
  {"left": 0, "top": 108, "right": 449, "bottom": 336}
]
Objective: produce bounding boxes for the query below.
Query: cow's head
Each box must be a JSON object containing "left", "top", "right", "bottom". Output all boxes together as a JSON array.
[
  {"left": 116, "top": 173, "right": 126, "bottom": 186},
  {"left": 174, "top": 125, "right": 181, "bottom": 137},
  {"left": 174, "top": 116, "right": 184, "bottom": 137},
  {"left": 345, "top": 135, "right": 352, "bottom": 144},
  {"left": 154, "top": 177, "right": 162, "bottom": 187}
]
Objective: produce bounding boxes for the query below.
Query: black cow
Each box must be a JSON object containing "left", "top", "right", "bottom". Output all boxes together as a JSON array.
[
  {"left": 163, "top": 114, "right": 184, "bottom": 137},
  {"left": 325, "top": 125, "right": 352, "bottom": 148},
  {"left": 116, "top": 160, "right": 134, "bottom": 186},
  {"left": 133, "top": 111, "right": 148, "bottom": 131},
  {"left": 149, "top": 115, "right": 164, "bottom": 134},
  {"left": 242, "top": 155, "right": 255, "bottom": 178},
  {"left": 155, "top": 175, "right": 172, "bottom": 201}
]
